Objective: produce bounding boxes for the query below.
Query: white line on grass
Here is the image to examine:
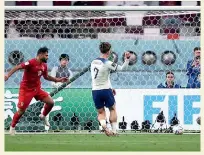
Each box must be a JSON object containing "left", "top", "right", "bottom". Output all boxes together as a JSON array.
[
  {"left": 7, "top": 140, "right": 199, "bottom": 145},
  {"left": 4, "top": 132, "right": 201, "bottom": 135}
]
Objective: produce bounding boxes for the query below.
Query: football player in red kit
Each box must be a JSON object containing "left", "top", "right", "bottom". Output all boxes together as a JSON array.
[{"left": 5, "top": 47, "right": 68, "bottom": 135}]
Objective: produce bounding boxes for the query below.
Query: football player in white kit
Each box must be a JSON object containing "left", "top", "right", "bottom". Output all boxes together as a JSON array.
[{"left": 91, "top": 42, "right": 130, "bottom": 136}]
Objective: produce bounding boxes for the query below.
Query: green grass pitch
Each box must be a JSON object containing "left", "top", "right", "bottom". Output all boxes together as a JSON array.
[{"left": 5, "top": 134, "right": 200, "bottom": 151}]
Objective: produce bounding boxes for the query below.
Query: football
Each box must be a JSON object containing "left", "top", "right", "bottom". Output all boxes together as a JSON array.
[
  {"left": 173, "top": 125, "right": 183, "bottom": 135},
  {"left": 174, "top": 129, "right": 183, "bottom": 135},
  {"left": 196, "top": 116, "right": 200, "bottom": 125}
]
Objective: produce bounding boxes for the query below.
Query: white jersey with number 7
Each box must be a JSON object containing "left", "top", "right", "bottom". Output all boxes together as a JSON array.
[{"left": 91, "top": 58, "right": 129, "bottom": 90}]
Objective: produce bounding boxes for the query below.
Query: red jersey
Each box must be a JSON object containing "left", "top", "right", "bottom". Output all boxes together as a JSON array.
[{"left": 20, "top": 58, "right": 48, "bottom": 89}]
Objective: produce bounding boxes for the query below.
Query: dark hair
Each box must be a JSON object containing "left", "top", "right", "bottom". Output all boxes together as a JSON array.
[
  {"left": 194, "top": 47, "right": 200, "bottom": 52},
  {"left": 59, "top": 54, "right": 69, "bottom": 61},
  {"left": 166, "top": 71, "right": 174, "bottom": 77},
  {"left": 99, "top": 42, "right": 111, "bottom": 54},
  {"left": 37, "top": 46, "right": 49, "bottom": 55}
]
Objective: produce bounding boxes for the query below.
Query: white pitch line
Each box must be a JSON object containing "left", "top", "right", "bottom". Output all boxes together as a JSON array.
[
  {"left": 4, "top": 132, "right": 201, "bottom": 135},
  {"left": 8, "top": 140, "right": 199, "bottom": 145}
]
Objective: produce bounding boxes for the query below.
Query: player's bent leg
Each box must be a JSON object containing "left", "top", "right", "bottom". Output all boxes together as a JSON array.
[
  {"left": 92, "top": 89, "right": 113, "bottom": 136},
  {"left": 10, "top": 88, "right": 33, "bottom": 136},
  {"left": 41, "top": 95, "right": 54, "bottom": 116},
  {"left": 105, "top": 89, "right": 118, "bottom": 136},
  {"left": 39, "top": 95, "right": 54, "bottom": 127},
  {"left": 10, "top": 108, "right": 25, "bottom": 136},
  {"left": 97, "top": 107, "right": 112, "bottom": 136},
  {"left": 108, "top": 104, "right": 118, "bottom": 136}
]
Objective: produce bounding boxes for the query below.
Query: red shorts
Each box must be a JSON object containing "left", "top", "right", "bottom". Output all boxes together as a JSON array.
[{"left": 17, "top": 87, "right": 49, "bottom": 110}]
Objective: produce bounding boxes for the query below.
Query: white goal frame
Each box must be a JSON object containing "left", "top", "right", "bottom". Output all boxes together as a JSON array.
[{"left": 5, "top": 6, "right": 200, "bottom": 11}]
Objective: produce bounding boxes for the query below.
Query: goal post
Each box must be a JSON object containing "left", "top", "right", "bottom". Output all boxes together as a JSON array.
[
  {"left": 5, "top": 6, "right": 201, "bottom": 11},
  {"left": 4, "top": 6, "right": 201, "bottom": 133}
]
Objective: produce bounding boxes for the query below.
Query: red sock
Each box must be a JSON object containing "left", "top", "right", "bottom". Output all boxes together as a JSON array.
[
  {"left": 42, "top": 104, "right": 53, "bottom": 116},
  {"left": 11, "top": 112, "right": 22, "bottom": 128}
]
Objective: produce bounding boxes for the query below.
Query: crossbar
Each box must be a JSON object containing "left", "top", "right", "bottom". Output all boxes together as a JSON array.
[{"left": 5, "top": 6, "right": 201, "bottom": 11}]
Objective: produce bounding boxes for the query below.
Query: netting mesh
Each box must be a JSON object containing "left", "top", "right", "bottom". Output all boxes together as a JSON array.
[{"left": 4, "top": 9, "right": 200, "bottom": 133}]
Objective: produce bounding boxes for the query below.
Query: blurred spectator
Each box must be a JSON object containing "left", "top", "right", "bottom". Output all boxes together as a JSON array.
[
  {"left": 7, "top": 20, "right": 20, "bottom": 38},
  {"left": 51, "top": 54, "right": 73, "bottom": 88},
  {"left": 186, "top": 47, "right": 201, "bottom": 88},
  {"left": 157, "top": 71, "right": 181, "bottom": 88}
]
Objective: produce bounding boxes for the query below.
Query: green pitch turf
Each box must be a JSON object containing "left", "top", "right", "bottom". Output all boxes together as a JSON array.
[{"left": 5, "top": 134, "right": 200, "bottom": 151}]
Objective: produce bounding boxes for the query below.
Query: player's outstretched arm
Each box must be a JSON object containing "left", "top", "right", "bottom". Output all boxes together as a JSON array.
[
  {"left": 107, "top": 52, "right": 130, "bottom": 71},
  {"left": 44, "top": 74, "right": 68, "bottom": 83},
  {"left": 116, "top": 59, "right": 129, "bottom": 71},
  {"left": 5, "top": 64, "right": 23, "bottom": 81}
]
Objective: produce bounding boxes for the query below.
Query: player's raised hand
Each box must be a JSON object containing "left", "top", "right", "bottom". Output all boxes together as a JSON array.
[
  {"left": 5, "top": 75, "right": 9, "bottom": 81},
  {"left": 56, "top": 77, "right": 69, "bottom": 83},
  {"left": 60, "top": 77, "right": 69, "bottom": 82}
]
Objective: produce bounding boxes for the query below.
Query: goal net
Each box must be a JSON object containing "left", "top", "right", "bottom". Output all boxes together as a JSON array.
[{"left": 4, "top": 6, "right": 200, "bottom": 133}]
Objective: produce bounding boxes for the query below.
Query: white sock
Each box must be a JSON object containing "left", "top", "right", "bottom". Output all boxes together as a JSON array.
[
  {"left": 99, "top": 126, "right": 103, "bottom": 130},
  {"left": 10, "top": 126, "right": 15, "bottom": 130},
  {"left": 111, "top": 122, "right": 117, "bottom": 133},
  {"left": 107, "top": 122, "right": 111, "bottom": 129},
  {"left": 99, "top": 120, "right": 106, "bottom": 128},
  {"left": 40, "top": 113, "right": 46, "bottom": 118}
]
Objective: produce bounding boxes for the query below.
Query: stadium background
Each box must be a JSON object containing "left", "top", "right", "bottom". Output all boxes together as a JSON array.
[{"left": 4, "top": 1, "right": 200, "bottom": 132}]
